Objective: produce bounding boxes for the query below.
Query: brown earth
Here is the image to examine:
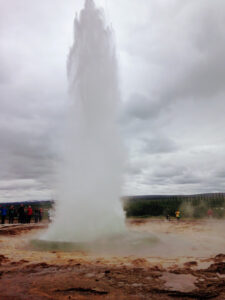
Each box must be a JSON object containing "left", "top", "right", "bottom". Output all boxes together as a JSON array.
[{"left": 0, "top": 219, "right": 225, "bottom": 299}]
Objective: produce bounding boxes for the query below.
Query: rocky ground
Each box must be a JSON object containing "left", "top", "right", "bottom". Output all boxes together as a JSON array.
[{"left": 0, "top": 219, "right": 225, "bottom": 299}]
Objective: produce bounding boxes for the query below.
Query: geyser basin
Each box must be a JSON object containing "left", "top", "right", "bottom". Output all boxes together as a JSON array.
[{"left": 31, "top": 232, "right": 159, "bottom": 256}]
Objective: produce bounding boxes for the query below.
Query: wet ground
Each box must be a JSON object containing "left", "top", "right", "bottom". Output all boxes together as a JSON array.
[{"left": 0, "top": 219, "right": 225, "bottom": 299}]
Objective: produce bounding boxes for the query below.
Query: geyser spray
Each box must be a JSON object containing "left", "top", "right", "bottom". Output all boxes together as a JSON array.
[{"left": 45, "top": 0, "right": 126, "bottom": 242}]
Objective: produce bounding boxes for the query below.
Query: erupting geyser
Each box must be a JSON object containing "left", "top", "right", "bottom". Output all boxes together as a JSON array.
[{"left": 45, "top": 0, "right": 126, "bottom": 242}]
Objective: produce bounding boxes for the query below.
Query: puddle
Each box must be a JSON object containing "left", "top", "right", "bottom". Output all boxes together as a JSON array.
[{"left": 161, "top": 272, "right": 197, "bottom": 292}]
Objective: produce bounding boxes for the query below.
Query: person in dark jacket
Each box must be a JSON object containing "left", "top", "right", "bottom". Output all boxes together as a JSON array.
[
  {"left": 34, "top": 208, "right": 39, "bottom": 223},
  {"left": 18, "top": 204, "right": 25, "bottom": 223},
  {"left": 1, "top": 206, "right": 7, "bottom": 224},
  {"left": 24, "top": 206, "right": 28, "bottom": 223},
  {"left": 39, "top": 208, "right": 43, "bottom": 222},
  {"left": 8, "top": 205, "right": 15, "bottom": 224}
]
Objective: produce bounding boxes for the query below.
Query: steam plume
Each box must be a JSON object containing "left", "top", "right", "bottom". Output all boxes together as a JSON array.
[{"left": 45, "top": 0, "right": 126, "bottom": 242}]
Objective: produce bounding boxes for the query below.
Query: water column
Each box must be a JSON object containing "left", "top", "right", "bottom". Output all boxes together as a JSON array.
[{"left": 45, "top": 0, "right": 126, "bottom": 242}]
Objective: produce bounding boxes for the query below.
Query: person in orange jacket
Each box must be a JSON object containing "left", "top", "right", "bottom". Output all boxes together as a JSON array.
[{"left": 175, "top": 210, "right": 181, "bottom": 221}]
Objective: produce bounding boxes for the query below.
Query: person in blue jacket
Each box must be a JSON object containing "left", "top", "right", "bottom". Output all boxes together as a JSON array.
[{"left": 1, "top": 206, "right": 7, "bottom": 224}]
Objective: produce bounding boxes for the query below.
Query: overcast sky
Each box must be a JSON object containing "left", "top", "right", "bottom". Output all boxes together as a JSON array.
[{"left": 0, "top": 0, "right": 225, "bottom": 202}]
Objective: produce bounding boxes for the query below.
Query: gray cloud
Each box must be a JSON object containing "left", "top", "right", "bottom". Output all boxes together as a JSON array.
[
  {"left": 141, "top": 136, "right": 178, "bottom": 154},
  {"left": 122, "top": 93, "right": 164, "bottom": 121},
  {"left": 0, "top": 0, "right": 225, "bottom": 201}
]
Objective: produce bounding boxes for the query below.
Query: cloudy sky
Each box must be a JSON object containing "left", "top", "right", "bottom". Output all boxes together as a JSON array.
[{"left": 0, "top": 0, "right": 225, "bottom": 202}]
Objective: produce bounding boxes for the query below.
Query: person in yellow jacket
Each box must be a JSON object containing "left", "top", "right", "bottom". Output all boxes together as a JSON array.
[{"left": 175, "top": 210, "right": 180, "bottom": 221}]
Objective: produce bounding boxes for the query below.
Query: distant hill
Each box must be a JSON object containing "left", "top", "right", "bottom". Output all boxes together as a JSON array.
[{"left": 123, "top": 193, "right": 225, "bottom": 202}]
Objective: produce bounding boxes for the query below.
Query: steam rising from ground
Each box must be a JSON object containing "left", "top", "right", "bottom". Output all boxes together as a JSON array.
[{"left": 45, "top": 0, "right": 126, "bottom": 242}]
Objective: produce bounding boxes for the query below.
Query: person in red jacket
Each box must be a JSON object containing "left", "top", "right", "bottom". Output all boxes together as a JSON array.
[
  {"left": 27, "top": 206, "right": 33, "bottom": 223},
  {"left": 207, "top": 208, "right": 213, "bottom": 218}
]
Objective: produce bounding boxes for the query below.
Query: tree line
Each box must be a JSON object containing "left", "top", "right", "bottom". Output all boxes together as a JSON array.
[{"left": 122, "top": 193, "right": 225, "bottom": 218}]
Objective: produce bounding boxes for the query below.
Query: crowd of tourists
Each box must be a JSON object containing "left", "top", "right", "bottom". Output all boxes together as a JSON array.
[{"left": 0, "top": 204, "right": 43, "bottom": 225}]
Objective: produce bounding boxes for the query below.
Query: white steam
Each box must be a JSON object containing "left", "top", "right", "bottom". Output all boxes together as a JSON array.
[{"left": 44, "top": 0, "right": 126, "bottom": 242}]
